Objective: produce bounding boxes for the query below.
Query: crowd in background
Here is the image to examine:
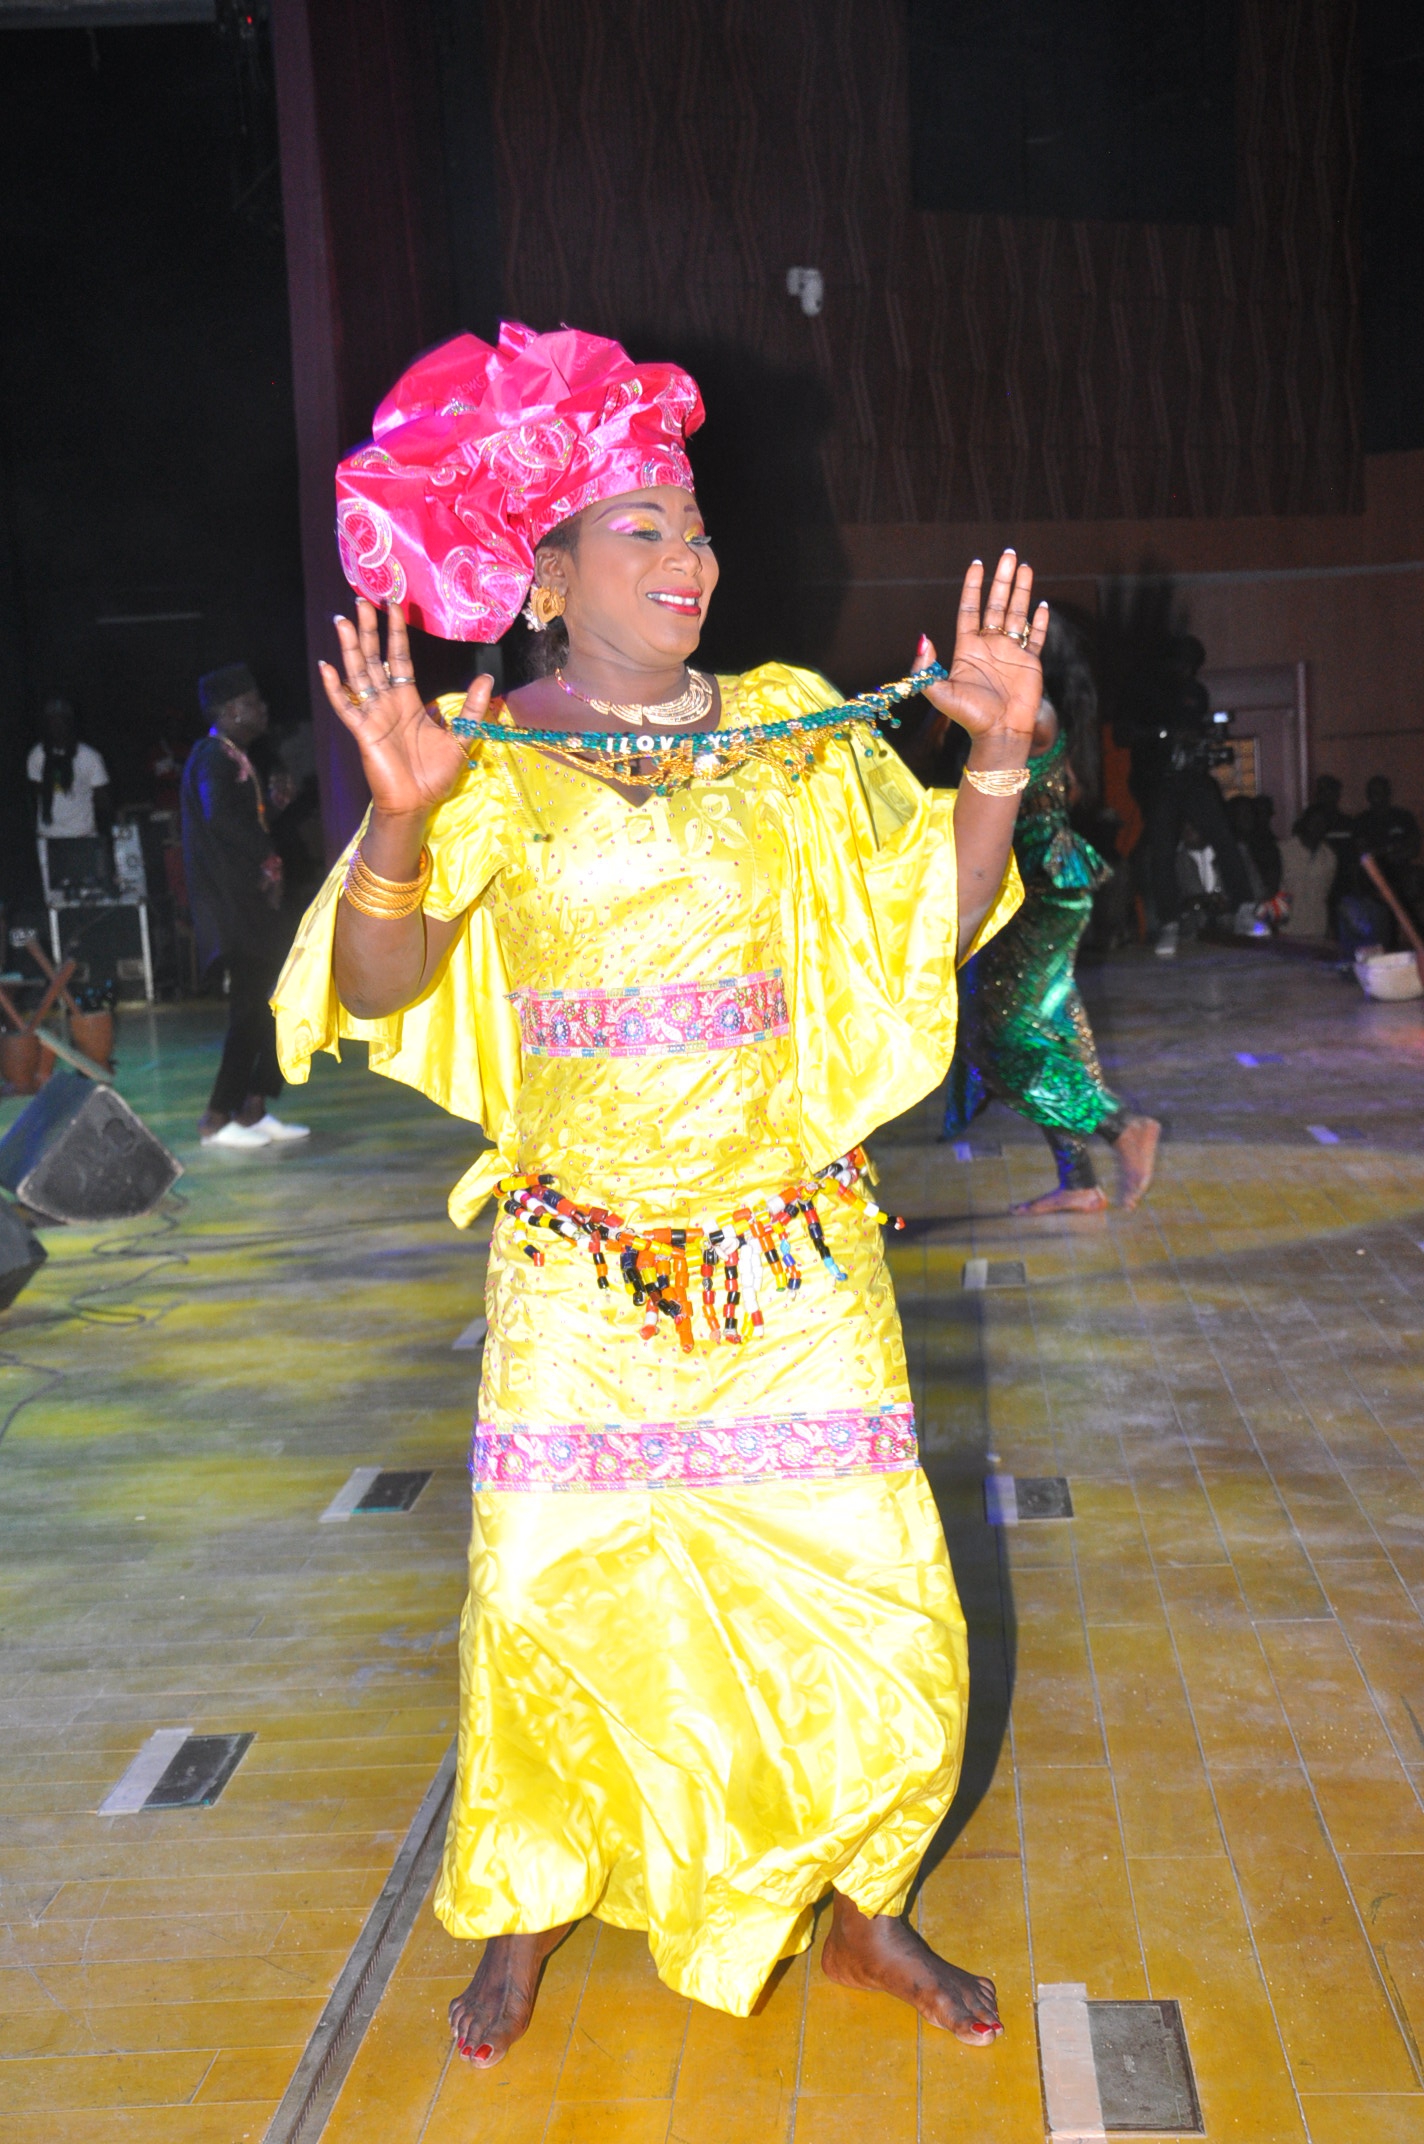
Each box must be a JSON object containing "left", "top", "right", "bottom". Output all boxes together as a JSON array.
[
  {"left": 11, "top": 677, "right": 324, "bottom": 1007},
  {"left": 14, "top": 664, "right": 1424, "bottom": 1003},
  {"left": 1152, "top": 772, "right": 1422, "bottom": 955}
]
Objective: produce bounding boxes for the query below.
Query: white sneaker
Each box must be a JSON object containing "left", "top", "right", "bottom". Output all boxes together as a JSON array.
[
  {"left": 201, "top": 1119, "right": 273, "bottom": 1150},
  {"left": 1155, "top": 923, "right": 1179, "bottom": 958},
  {"left": 254, "top": 1113, "right": 310, "bottom": 1143}
]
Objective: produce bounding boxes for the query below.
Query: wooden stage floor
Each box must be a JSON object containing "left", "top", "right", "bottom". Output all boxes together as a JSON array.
[{"left": 2, "top": 943, "right": 1422, "bottom": 2143}]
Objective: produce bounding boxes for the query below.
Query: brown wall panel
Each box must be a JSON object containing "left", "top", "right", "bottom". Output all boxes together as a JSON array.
[
  {"left": 820, "top": 449, "right": 1424, "bottom": 818},
  {"left": 488, "top": 0, "right": 1361, "bottom": 527}
]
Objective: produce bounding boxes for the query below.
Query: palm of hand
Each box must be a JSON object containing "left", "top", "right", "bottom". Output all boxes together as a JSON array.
[
  {"left": 934, "top": 630, "right": 1042, "bottom": 740},
  {"left": 320, "top": 599, "right": 492, "bottom": 817},
  {"left": 360, "top": 697, "right": 470, "bottom": 815},
  {"left": 919, "top": 552, "right": 1049, "bottom": 742}
]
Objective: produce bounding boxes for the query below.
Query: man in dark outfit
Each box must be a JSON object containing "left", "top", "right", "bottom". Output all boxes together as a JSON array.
[{"left": 181, "top": 664, "right": 309, "bottom": 1150}]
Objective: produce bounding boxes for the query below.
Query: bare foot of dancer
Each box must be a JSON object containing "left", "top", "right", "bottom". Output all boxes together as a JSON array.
[
  {"left": 448, "top": 1925, "right": 572, "bottom": 2069},
  {"left": 1115, "top": 1115, "right": 1161, "bottom": 1211},
  {"left": 1012, "top": 1184, "right": 1108, "bottom": 1217},
  {"left": 821, "top": 1891, "right": 1003, "bottom": 2044}
]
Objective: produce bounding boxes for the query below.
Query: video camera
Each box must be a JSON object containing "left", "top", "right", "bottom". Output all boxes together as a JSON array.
[{"left": 1170, "top": 708, "right": 1235, "bottom": 775}]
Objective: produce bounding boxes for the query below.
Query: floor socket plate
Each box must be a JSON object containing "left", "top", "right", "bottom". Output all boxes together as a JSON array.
[
  {"left": 964, "top": 1257, "right": 1027, "bottom": 1289},
  {"left": 144, "top": 1732, "right": 253, "bottom": 1810},
  {"left": 985, "top": 1475, "right": 1073, "bottom": 1525},
  {"left": 1038, "top": 1985, "right": 1203, "bottom": 2137},
  {"left": 1089, "top": 1998, "right": 1204, "bottom": 2133},
  {"left": 354, "top": 1469, "right": 431, "bottom": 1514}
]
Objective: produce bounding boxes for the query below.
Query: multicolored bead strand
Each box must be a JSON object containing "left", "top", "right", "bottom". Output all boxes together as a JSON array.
[{"left": 493, "top": 1150, "right": 892, "bottom": 1348}]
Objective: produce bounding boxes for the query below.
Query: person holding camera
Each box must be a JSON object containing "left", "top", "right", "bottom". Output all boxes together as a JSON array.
[{"left": 1099, "top": 597, "right": 1254, "bottom": 956}]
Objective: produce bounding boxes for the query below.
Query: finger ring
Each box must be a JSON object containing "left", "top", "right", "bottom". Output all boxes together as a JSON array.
[
  {"left": 387, "top": 674, "right": 415, "bottom": 687},
  {"left": 348, "top": 685, "right": 377, "bottom": 706},
  {"left": 1015, "top": 626, "right": 1033, "bottom": 648}
]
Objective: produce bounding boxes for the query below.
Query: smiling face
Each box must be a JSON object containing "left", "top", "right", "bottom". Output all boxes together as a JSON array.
[{"left": 534, "top": 485, "right": 717, "bottom": 670}]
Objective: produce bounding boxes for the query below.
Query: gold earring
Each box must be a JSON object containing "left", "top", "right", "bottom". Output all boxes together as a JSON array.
[{"left": 524, "top": 585, "right": 566, "bottom": 631}]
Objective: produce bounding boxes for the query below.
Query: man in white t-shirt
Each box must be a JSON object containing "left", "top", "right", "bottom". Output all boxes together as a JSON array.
[{"left": 27, "top": 698, "right": 111, "bottom": 839}]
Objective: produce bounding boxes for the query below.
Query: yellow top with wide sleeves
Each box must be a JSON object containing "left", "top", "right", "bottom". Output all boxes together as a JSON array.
[{"left": 271, "top": 662, "right": 1021, "bottom": 1223}]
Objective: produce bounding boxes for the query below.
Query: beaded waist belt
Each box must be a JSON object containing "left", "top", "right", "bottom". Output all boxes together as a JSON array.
[
  {"left": 495, "top": 1148, "right": 902, "bottom": 1351},
  {"left": 511, "top": 968, "right": 788, "bottom": 1058}
]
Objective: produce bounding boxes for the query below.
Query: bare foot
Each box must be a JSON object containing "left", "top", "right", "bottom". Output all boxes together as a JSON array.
[
  {"left": 448, "top": 1925, "right": 571, "bottom": 2069},
  {"left": 821, "top": 1892, "right": 1002, "bottom": 2045},
  {"left": 1011, "top": 1184, "right": 1108, "bottom": 1217},
  {"left": 1115, "top": 1115, "right": 1160, "bottom": 1211}
]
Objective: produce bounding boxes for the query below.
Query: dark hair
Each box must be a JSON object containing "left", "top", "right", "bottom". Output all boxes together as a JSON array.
[
  {"left": 38, "top": 697, "right": 77, "bottom": 819},
  {"left": 524, "top": 514, "right": 582, "bottom": 678},
  {"left": 41, "top": 741, "right": 76, "bottom": 819},
  {"left": 1039, "top": 611, "right": 1100, "bottom": 802}
]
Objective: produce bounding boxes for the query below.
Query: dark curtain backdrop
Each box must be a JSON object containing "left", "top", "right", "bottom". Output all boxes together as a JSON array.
[
  {"left": 1362, "top": 0, "right": 1424, "bottom": 452},
  {"left": 272, "top": 0, "right": 504, "bottom": 851},
  {"left": 0, "top": 22, "right": 304, "bottom": 910}
]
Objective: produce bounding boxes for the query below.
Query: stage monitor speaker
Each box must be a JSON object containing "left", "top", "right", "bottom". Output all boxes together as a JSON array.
[
  {"left": 0, "top": 1200, "right": 47, "bottom": 1311},
  {"left": 0, "top": 1070, "right": 182, "bottom": 1223}
]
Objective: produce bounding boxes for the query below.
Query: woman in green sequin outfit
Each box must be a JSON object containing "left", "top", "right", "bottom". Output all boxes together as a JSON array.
[{"left": 941, "top": 624, "right": 1160, "bottom": 1214}]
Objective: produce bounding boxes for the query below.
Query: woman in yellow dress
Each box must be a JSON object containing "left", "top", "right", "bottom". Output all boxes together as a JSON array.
[{"left": 273, "top": 324, "right": 1045, "bottom": 2066}]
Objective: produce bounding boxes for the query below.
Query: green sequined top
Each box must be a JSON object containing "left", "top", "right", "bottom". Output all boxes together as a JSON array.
[{"left": 1012, "top": 731, "right": 1112, "bottom": 896}]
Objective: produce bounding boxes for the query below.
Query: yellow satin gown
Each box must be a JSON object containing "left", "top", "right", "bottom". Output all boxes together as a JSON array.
[{"left": 273, "top": 663, "right": 1020, "bottom": 2015}]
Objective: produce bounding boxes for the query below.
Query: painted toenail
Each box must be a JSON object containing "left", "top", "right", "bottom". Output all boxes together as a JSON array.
[{"left": 475, "top": 2043, "right": 493, "bottom": 2060}]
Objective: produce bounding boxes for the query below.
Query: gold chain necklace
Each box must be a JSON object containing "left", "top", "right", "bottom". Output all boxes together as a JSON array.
[{"left": 555, "top": 667, "right": 714, "bottom": 729}]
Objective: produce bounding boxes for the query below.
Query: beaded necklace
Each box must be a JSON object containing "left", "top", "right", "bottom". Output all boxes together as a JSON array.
[
  {"left": 447, "top": 661, "right": 948, "bottom": 795},
  {"left": 495, "top": 1149, "right": 904, "bottom": 1352}
]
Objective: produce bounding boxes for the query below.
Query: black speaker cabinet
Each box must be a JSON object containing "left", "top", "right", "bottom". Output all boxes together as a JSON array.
[
  {"left": 0, "top": 1071, "right": 181, "bottom": 1222},
  {"left": 51, "top": 905, "right": 149, "bottom": 999},
  {"left": 0, "top": 1200, "right": 47, "bottom": 1310}
]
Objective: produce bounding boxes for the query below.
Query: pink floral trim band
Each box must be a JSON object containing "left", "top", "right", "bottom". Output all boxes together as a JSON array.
[
  {"left": 511, "top": 968, "right": 789, "bottom": 1058},
  {"left": 470, "top": 1403, "right": 917, "bottom": 1491}
]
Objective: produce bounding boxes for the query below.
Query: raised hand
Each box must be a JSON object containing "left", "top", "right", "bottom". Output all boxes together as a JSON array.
[
  {"left": 916, "top": 551, "right": 1049, "bottom": 747},
  {"left": 318, "top": 598, "right": 491, "bottom": 819}
]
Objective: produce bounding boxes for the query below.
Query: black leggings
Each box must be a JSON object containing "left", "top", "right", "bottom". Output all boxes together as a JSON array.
[
  {"left": 1043, "top": 1106, "right": 1128, "bottom": 1191},
  {"left": 208, "top": 953, "right": 283, "bottom": 1116}
]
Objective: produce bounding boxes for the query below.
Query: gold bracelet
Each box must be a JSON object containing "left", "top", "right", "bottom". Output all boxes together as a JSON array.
[
  {"left": 341, "top": 844, "right": 432, "bottom": 919},
  {"left": 963, "top": 764, "right": 1031, "bottom": 796}
]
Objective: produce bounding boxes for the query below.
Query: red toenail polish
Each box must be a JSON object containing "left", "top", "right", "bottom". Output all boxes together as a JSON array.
[{"left": 475, "top": 2043, "right": 493, "bottom": 2060}]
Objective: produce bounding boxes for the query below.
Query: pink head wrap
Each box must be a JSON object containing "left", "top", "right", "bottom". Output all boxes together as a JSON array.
[{"left": 334, "top": 322, "right": 704, "bottom": 642}]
